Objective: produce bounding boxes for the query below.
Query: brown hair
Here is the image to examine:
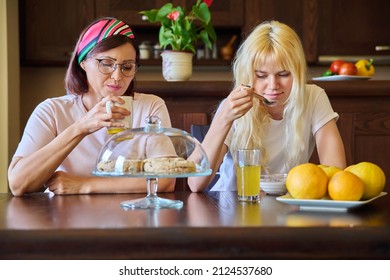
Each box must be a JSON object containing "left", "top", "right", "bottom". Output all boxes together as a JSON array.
[{"left": 64, "top": 18, "right": 140, "bottom": 96}]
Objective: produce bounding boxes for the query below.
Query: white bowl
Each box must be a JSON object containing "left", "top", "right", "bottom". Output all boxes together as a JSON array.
[{"left": 260, "top": 173, "right": 287, "bottom": 196}]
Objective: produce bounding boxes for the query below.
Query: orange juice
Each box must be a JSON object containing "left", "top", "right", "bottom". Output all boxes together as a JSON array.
[
  {"left": 236, "top": 165, "right": 261, "bottom": 197},
  {"left": 107, "top": 127, "right": 125, "bottom": 134}
]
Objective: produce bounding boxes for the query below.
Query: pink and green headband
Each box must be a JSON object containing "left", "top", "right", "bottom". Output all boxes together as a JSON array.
[{"left": 77, "top": 19, "right": 135, "bottom": 64}]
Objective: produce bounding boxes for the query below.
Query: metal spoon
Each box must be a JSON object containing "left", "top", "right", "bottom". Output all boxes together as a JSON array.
[
  {"left": 252, "top": 92, "right": 277, "bottom": 106},
  {"left": 241, "top": 84, "right": 277, "bottom": 106}
]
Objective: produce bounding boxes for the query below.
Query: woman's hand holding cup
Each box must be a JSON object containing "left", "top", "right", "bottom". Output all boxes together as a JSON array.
[{"left": 105, "top": 96, "right": 133, "bottom": 134}]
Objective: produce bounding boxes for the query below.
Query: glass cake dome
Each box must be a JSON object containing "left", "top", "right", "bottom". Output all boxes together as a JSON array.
[{"left": 93, "top": 116, "right": 212, "bottom": 210}]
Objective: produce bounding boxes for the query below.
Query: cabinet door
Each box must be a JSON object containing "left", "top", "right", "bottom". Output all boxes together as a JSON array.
[
  {"left": 244, "top": 0, "right": 305, "bottom": 34},
  {"left": 317, "top": 0, "right": 390, "bottom": 56},
  {"left": 243, "top": 0, "right": 318, "bottom": 61},
  {"left": 95, "top": 0, "right": 244, "bottom": 27},
  {"left": 20, "top": 0, "right": 95, "bottom": 65},
  {"left": 187, "top": 0, "right": 244, "bottom": 26},
  {"left": 95, "top": 0, "right": 181, "bottom": 26}
]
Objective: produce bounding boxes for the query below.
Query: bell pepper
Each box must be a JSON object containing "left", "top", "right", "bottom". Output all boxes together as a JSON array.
[
  {"left": 321, "top": 69, "right": 333, "bottom": 77},
  {"left": 355, "top": 59, "right": 375, "bottom": 76}
]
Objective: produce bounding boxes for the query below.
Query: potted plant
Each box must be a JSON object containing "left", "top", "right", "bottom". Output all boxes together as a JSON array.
[{"left": 140, "top": 0, "right": 217, "bottom": 81}]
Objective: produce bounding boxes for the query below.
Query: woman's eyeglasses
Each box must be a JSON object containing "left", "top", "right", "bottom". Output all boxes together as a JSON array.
[{"left": 95, "top": 58, "right": 138, "bottom": 77}]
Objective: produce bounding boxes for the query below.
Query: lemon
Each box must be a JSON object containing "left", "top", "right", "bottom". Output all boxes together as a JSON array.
[
  {"left": 328, "top": 170, "right": 364, "bottom": 201},
  {"left": 318, "top": 164, "right": 342, "bottom": 180},
  {"left": 345, "top": 162, "right": 386, "bottom": 200},
  {"left": 286, "top": 163, "right": 328, "bottom": 199}
]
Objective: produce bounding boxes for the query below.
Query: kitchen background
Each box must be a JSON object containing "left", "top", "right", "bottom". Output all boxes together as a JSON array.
[{"left": 1, "top": 0, "right": 390, "bottom": 191}]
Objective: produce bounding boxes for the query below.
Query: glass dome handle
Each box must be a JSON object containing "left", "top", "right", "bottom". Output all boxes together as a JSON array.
[
  {"left": 145, "top": 116, "right": 161, "bottom": 126},
  {"left": 144, "top": 116, "right": 162, "bottom": 132}
]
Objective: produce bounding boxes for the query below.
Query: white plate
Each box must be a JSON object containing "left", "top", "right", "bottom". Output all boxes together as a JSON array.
[
  {"left": 276, "top": 192, "right": 387, "bottom": 212},
  {"left": 312, "top": 75, "right": 371, "bottom": 81}
]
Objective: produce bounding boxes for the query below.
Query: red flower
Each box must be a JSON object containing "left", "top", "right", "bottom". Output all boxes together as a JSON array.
[
  {"left": 167, "top": 10, "right": 180, "bottom": 21},
  {"left": 203, "top": 0, "right": 213, "bottom": 7}
]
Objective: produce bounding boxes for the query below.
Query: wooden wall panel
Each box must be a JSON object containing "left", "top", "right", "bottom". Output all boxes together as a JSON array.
[
  {"left": 354, "top": 113, "right": 390, "bottom": 136},
  {"left": 355, "top": 136, "right": 390, "bottom": 193}
]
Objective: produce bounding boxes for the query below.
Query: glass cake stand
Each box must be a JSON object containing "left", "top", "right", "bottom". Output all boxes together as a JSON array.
[{"left": 92, "top": 116, "right": 212, "bottom": 210}]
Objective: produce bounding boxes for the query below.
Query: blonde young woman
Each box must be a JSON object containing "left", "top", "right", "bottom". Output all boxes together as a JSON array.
[{"left": 188, "top": 21, "right": 346, "bottom": 192}]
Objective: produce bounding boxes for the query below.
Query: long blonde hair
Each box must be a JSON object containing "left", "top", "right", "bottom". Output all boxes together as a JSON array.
[{"left": 230, "top": 20, "right": 308, "bottom": 171}]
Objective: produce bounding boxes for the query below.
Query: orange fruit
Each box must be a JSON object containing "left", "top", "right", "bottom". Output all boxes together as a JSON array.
[
  {"left": 345, "top": 162, "right": 386, "bottom": 200},
  {"left": 286, "top": 163, "right": 328, "bottom": 199},
  {"left": 318, "top": 164, "right": 342, "bottom": 180},
  {"left": 328, "top": 171, "right": 364, "bottom": 201}
]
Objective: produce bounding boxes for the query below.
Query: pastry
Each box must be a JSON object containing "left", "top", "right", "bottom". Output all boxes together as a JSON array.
[
  {"left": 143, "top": 157, "right": 196, "bottom": 173},
  {"left": 97, "top": 160, "right": 115, "bottom": 172},
  {"left": 123, "top": 159, "right": 143, "bottom": 173},
  {"left": 97, "top": 159, "right": 143, "bottom": 173},
  {"left": 97, "top": 157, "right": 196, "bottom": 174}
]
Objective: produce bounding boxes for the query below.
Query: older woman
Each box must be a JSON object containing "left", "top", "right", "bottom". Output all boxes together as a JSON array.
[{"left": 9, "top": 17, "right": 175, "bottom": 195}]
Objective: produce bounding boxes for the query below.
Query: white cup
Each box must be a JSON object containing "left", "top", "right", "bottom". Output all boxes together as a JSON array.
[{"left": 105, "top": 96, "right": 133, "bottom": 134}]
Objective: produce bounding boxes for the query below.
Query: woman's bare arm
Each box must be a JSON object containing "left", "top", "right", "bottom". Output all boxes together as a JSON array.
[{"left": 315, "top": 119, "right": 347, "bottom": 169}]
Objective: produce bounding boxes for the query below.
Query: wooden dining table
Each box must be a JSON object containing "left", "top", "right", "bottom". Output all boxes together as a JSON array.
[{"left": 0, "top": 189, "right": 389, "bottom": 260}]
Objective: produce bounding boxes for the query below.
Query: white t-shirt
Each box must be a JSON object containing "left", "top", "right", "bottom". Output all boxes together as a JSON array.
[
  {"left": 13, "top": 92, "right": 172, "bottom": 177},
  {"left": 210, "top": 84, "right": 339, "bottom": 191}
]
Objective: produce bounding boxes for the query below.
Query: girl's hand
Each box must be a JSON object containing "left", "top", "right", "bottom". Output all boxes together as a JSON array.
[{"left": 220, "top": 85, "right": 254, "bottom": 122}]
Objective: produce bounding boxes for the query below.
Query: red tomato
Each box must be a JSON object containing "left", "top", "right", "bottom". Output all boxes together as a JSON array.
[
  {"left": 330, "top": 60, "right": 345, "bottom": 74},
  {"left": 339, "top": 62, "right": 358, "bottom": 75}
]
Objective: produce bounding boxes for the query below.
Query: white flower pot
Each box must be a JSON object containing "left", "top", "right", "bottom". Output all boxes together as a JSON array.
[{"left": 161, "top": 51, "right": 193, "bottom": 82}]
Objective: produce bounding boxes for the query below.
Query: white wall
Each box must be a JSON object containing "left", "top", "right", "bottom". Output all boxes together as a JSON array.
[
  {"left": 1, "top": 0, "right": 20, "bottom": 193},
  {"left": 20, "top": 67, "right": 66, "bottom": 129}
]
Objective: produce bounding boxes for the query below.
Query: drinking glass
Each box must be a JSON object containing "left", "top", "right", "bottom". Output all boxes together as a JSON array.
[{"left": 236, "top": 149, "right": 261, "bottom": 202}]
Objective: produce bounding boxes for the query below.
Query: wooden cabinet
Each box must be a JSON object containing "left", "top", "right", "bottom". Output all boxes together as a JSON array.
[
  {"left": 20, "top": 0, "right": 244, "bottom": 66},
  {"left": 317, "top": 0, "right": 390, "bottom": 57},
  {"left": 242, "top": 0, "right": 319, "bottom": 63},
  {"left": 20, "top": 0, "right": 390, "bottom": 65},
  {"left": 96, "top": 0, "right": 244, "bottom": 27},
  {"left": 195, "top": 0, "right": 244, "bottom": 27},
  {"left": 312, "top": 81, "right": 390, "bottom": 178},
  {"left": 95, "top": 0, "right": 178, "bottom": 26},
  {"left": 137, "top": 81, "right": 228, "bottom": 132},
  {"left": 244, "top": 0, "right": 390, "bottom": 63},
  {"left": 20, "top": 0, "right": 95, "bottom": 66}
]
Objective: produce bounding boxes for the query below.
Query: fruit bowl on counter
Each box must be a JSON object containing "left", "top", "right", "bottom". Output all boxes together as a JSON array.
[{"left": 312, "top": 58, "right": 375, "bottom": 81}]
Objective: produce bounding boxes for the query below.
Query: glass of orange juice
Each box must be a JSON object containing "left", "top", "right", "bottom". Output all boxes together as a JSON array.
[
  {"left": 105, "top": 96, "right": 133, "bottom": 134},
  {"left": 236, "top": 149, "right": 261, "bottom": 202}
]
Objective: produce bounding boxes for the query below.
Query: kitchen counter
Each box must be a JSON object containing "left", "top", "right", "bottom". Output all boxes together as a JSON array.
[
  {"left": 137, "top": 79, "right": 390, "bottom": 97},
  {"left": 136, "top": 65, "right": 390, "bottom": 82}
]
